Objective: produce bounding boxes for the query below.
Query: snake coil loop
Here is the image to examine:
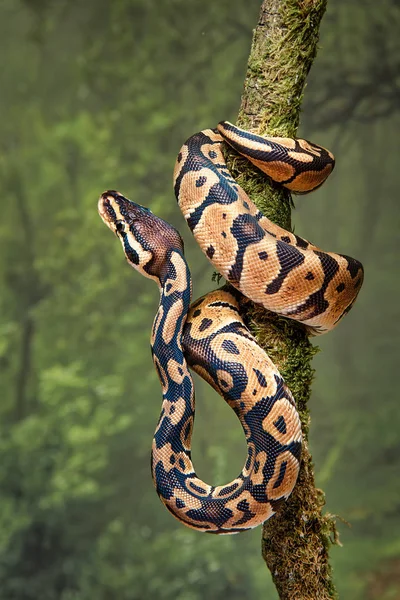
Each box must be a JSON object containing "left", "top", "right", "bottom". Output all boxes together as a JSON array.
[{"left": 98, "top": 122, "right": 363, "bottom": 533}]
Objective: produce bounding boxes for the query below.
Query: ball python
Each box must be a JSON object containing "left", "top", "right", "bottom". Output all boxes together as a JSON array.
[{"left": 98, "top": 121, "right": 364, "bottom": 534}]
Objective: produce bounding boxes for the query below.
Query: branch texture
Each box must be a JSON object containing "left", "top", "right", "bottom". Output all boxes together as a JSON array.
[{"left": 226, "top": 1, "right": 339, "bottom": 598}]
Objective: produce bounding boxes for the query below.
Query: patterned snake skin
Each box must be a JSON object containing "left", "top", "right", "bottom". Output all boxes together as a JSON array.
[{"left": 98, "top": 122, "right": 364, "bottom": 533}]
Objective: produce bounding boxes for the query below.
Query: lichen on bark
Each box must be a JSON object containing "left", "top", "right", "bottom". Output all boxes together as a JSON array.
[{"left": 225, "top": 1, "right": 340, "bottom": 598}]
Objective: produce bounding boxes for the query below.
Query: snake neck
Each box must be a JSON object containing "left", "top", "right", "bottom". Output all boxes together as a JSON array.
[{"left": 151, "top": 248, "right": 192, "bottom": 370}]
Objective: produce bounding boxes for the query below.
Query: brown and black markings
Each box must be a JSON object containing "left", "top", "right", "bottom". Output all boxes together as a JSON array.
[
  {"left": 97, "top": 120, "right": 363, "bottom": 534},
  {"left": 174, "top": 123, "right": 363, "bottom": 334}
]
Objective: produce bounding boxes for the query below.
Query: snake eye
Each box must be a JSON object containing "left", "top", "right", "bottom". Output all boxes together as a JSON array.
[{"left": 115, "top": 221, "right": 125, "bottom": 234}]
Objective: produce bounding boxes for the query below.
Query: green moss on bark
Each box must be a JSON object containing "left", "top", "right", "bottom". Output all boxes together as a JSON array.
[{"left": 225, "top": 1, "right": 340, "bottom": 598}]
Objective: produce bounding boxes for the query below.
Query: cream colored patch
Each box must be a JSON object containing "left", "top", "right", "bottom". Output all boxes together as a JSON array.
[
  {"left": 251, "top": 451, "right": 268, "bottom": 486},
  {"left": 174, "top": 132, "right": 225, "bottom": 221},
  {"left": 288, "top": 164, "right": 333, "bottom": 192},
  {"left": 177, "top": 165, "right": 221, "bottom": 221},
  {"left": 287, "top": 150, "right": 314, "bottom": 163},
  {"left": 200, "top": 140, "right": 225, "bottom": 165},
  {"left": 244, "top": 157, "right": 296, "bottom": 183},
  {"left": 192, "top": 201, "right": 241, "bottom": 276},
  {"left": 251, "top": 370, "right": 278, "bottom": 408},
  {"left": 297, "top": 138, "right": 323, "bottom": 156},
  {"left": 218, "top": 122, "right": 297, "bottom": 154},
  {"left": 186, "top": 313, "right": 219, "bottom": 341},
  {"left": 224, "top": 490, "right": 274, "bottom": 529},
  {"left": 163, "top": 396, "right": 187, "bottom": 426},
  {"left": 237, "top": 186, "right": 259, "bottom": 216},
  {"left": 153, "top": 441, "right": 175, "bottom": 474},
  {"left": 162, "top": 299, "right": 184, "bottom": 344},
  {"left": 179, "top": 415, "right": 194, "bottom": 449},
  {"left": 210, "top": 332, "right": 278, "bottom": 407},
  {"left": 290, "top": 252, "right": 325, "bottom": 287},
  {"left": 262, "top": 399, "right": 302, "bottom": 446},
  {"left": 160, "top": 487, "right": 217, "bottom": 531},
  {"left": 265, "top": 136, "right": 297, "bottom": 149},
  {"left": 187, "top": 290, "right": 242, "bottom": 334},
  {"left": 271, "top": 255, "right": 326, "bottom": 317},
  {"left": 235, "top": 502, "right": 274, "bottom": 529},
  {"left": 204, "top": 290, "right": 241, "bottom": 313},
  {"left": 240, "top": 138, "right": 274, "bottom": 154},
  {"left": 238, "top": 239, "right": 281, "bottom": 307},
  {"left": 202, "top": 129, "right": 223, "bottom": 144},
  {"left": 174, "top": 452, "right": 193, "bottom": 474},
  {"left": 212, "top": 478, "right": 243, "bottom": 499},
  {"left": 307, "top": 251, "right": 364, "bottom": 332},
  {"left": 173, "top": 488, "right": 202, "bottom": 510},
  {"left": 266, "top": 451, "right": 300, "bottom": 500},
  {"left": 216, "top": 369, "right": 234, "bottom": 393},
  {"left": 166, "top": 358, "right": 187, "bottom": 384},
  {"left": 164, "top": 251, "right": 189, "bottom": 295},
  {"left": 239, "top": 239, "right": 328, "bottom": 318}
]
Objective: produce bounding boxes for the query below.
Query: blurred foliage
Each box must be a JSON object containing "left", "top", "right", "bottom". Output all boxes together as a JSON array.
[{"left": 0, "top": 0, "right": 398, "bottom": 598}]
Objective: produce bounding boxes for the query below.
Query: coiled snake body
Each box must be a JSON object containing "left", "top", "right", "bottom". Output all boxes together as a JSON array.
[{"left": 98, "top": 122, "right": 363, "bottom": 534}]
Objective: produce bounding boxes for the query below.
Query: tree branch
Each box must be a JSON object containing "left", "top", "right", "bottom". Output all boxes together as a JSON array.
[{"left": 225, "top": 1, "right": 339, "bottom": 598}]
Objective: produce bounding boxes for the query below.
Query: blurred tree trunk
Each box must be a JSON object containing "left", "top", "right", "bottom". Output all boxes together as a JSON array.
[{"left": 225, "top": 1, "right": 339, "bottom": 598}]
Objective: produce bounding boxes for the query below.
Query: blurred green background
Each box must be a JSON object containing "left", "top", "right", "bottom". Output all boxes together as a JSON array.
[{"left": 1, "top": 1, "right": 399, "bottom": 598}]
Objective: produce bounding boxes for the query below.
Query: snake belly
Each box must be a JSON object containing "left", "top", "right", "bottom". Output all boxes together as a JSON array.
[{"left": 98, "top": 122, "right": 363, "bottom": 534}]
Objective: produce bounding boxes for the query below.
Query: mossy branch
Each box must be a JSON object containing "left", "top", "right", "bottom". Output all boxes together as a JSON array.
[{"left": 226, "top": 1, "right": 340, "bottom": 598}]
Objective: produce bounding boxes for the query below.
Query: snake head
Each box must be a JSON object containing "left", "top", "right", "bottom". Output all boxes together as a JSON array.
[{"left": 98, "top": 190, "right": 184, "bottom": 283}]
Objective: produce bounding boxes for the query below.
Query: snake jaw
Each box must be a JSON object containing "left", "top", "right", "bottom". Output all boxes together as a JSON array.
[
  {"left": 98, "top": 190, "right": 121, "bottom": 233},
  {"left": 98, "top": 190, "right": 148, "bottom": 233}
]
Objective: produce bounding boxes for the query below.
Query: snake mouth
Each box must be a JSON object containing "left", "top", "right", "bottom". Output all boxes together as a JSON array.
[
  {"left": 98, "top": 190, "right": 154, "bottom": 226},
  {"left": 98, "top": 190, "right": 149, "bottom": 233},
  {"left": 98, "top": 190, "right": 123, "bottom": 229}
]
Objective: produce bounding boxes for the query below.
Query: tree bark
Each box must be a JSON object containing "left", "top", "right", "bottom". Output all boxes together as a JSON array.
[{"left": 225, "top": 1, "right": 339, "bottom": 598}]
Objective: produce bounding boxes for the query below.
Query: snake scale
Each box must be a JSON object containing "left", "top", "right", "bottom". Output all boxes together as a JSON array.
[{"left": 98, "top": 122, "right": 364, "bottom": 534}]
